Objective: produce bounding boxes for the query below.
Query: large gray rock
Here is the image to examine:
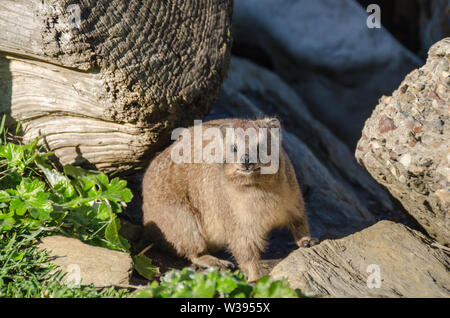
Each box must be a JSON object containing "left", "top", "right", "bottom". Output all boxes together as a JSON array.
[
  {"left": 232, "top": 0, "right": 421, "bottom": 147},
  {"left": 355, "top": 38, "right": 450, "bottom": 245},
  {"left": 271, "top": 221, "right": 450, "bottom": 297},
  {"left": 209, "top": 56, "right": 416, "bottom": 241},
  {"left": 38, "top": 236, "right": 133, "bottom": 287}
]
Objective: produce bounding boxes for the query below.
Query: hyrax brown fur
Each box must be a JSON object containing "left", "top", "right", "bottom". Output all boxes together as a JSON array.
[{"left": 142, "top": 118, "right": 316, "bottom": 281}]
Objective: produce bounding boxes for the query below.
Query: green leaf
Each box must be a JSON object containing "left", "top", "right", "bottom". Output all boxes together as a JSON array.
[
  {"left": 133, "top": 254, "right": 159, "bottom": 280},
  {"left": 216, "top": 275, "right": 238, "bottom": 296},
  {"left": 35, "top": 158, "right": 65, "bottom": 187},
  {"left": 1, "top": 143, "right": 25, "bottom": 173},
  {"left": 54, "top": 179, "right": 75, "bottom": 200},
  {"left": 0, "top": 190, "right": 11, "bottom": 203},
  {"left": 17, "top": 178, "right": 46, "bottom": 198},
  {"left": 99, "top": 176, "right": 133, "bottom": 204},
  {"left": 4, "top": 143, "right": 23, "bottom": 162},
  {"left": 104, "top": 217, "right": 130, "bottom": 251},
  {"left": 96, "top": 173, "right": 110, "bottom": 189},
  {"left": 94, "top": 202, "right": 110, "bottom": 220},
  {"left": 0, "top": 211, "right": 15, "bottom": 231},
  {"left": 35, "top": 158, "right": 75, "bottom": 200},
  {"left": 69, "top": 206, "right": 93, "bottom": 227},
  {"left": 10, "top": 197, "right": 27, "bottom": 216},
  {"left": 13, "top": 251, "right": 26, "bottom": 261},
  {"left": 190, "top": 274, "right": 216, "bottom": 298},
  {"left": 63, "top": 165, "right": 90, "bottom": 179},
  {"left": 252, "top": 276, "right": 297, "bottom": 298},
  {"left": 22, "top": 138, "right": 39, "bottom": 165}
]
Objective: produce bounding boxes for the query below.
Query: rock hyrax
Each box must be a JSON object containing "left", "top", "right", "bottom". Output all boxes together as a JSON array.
[{"left": 142, "top": 118, "right": 316, "bottom": 281}]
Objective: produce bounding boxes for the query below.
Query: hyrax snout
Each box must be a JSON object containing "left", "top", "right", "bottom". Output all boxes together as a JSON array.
[{"left": 142, "top": 118, "right": 317, "bottom": 281}]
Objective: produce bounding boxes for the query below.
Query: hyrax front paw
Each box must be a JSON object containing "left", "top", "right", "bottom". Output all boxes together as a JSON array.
[
  {"left": 191, "top": 255, "right": 235, "bottom": 270},
  {"left": 297, "top": 236, "right": 319, "bottom": 248}
]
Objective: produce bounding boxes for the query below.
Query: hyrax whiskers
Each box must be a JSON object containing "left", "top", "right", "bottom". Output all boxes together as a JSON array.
[{"left": 142, "top": 118, "right": 317, "bottom": 281}]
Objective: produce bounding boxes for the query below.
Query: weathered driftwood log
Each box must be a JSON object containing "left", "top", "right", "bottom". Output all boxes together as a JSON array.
[{"left": 0, "top": 0, "right": 233, "bottom": 172}]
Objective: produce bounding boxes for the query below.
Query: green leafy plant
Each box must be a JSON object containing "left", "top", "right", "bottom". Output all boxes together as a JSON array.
[
  {"left": 133, "top": 268, "right": 304, "bottom": 298},
  {"left": 0, "top": 119, "right": 132, "bottom": 251},
  {"left": 133, "top": 253, "right": 160, "bottom": 281},
  {"left": 0, "top": 116, "right": 134, "bottom": 297}
]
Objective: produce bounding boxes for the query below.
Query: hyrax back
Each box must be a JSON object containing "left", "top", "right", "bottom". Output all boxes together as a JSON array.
[{"left": 142, "top": 118, "right": 316, "bottom": 281}]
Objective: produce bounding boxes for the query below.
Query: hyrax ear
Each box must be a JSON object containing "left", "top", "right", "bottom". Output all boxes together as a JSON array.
[
  {"left": 219, "top": 122, "right": 233, "bottom": 138},
  {"left": 263, "top": 118, "right": 281, "bottom": 129}
]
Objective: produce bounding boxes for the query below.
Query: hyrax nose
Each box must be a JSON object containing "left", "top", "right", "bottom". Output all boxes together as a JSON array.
[{"left": 240, "top": 154, "right": 254, "bottom": 169}]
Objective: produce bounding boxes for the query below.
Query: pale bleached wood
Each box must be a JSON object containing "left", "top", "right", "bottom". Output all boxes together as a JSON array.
[
  {"left": 0, "top": 0, "right": 233, "bottom": 172},
  {"left": 0, "top": 1, "right": 46, "bottom": 61}
]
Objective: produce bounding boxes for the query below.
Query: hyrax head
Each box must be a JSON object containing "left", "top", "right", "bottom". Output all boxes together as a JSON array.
[{"left": 219, "top": 118, "right": 281, "bottom": 184}]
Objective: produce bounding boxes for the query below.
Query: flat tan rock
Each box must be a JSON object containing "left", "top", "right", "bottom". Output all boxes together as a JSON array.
[
  {"left": 270, "top": 221, "right": 450, "bottom": 297},
  {"left": 38, "top": 236, "right": 133, "bottom": 287}
]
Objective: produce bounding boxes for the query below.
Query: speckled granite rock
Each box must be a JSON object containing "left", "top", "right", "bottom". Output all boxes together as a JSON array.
[
  {"left": 355, "top": 38, "right": 450, "bottom": 245},
  {"left": 271, "top": 221, "right": 450, "bottom": 297}
]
